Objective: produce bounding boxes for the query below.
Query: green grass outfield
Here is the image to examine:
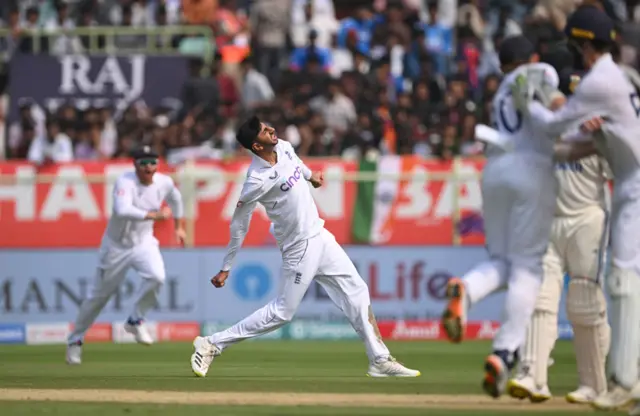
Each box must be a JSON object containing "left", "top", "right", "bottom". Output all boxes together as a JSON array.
[{"left": 0, "top": 340, "right": 618, "bottom": 415}]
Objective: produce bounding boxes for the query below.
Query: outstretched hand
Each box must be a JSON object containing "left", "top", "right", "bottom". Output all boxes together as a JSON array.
[
  {"left": 211, "top": 270, "right": 230, "bottom": 288},
  {"left": 309, "top": 171, "right": 324, "bottom": 188}
]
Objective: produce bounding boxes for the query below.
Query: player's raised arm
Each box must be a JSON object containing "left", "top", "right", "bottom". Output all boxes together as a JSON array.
[{"left": 284, "top": 140, "right": 324, "bottom": 188}]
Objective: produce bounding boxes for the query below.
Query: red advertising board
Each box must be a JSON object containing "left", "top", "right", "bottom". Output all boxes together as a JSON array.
[{"left": 0, "top": 158, "right": 485, "bottom": 248}]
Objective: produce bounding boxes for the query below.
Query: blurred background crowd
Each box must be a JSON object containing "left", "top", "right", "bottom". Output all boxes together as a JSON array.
[{"left": 1, "top": 0, "right": 639, "bottom": 164}]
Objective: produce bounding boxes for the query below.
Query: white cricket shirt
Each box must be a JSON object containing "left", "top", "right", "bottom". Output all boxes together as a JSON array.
[
  {"left": 490, "top": 62, "right": 560, "bottom": 159},
  {"left": 528, "top": 54, "right": 640, "bottom": 188},
  {"left": 554, "top": 153, "right": 611, "bottom": 217},
  {"left": 104, "top": 171, "right": 184, "bottom": 247},
  {"left": 221, "top": 140, "right": 324, "bottom": 271}
]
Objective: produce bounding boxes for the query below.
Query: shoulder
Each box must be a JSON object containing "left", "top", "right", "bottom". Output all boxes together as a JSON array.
[
  {"left": 115, "top": 171, "right": 137, "bottom": 188},
  {"left": 245, "top": 161, "right": 267, "bottom": 185},
  {"left": 277, "top": 138, "right": 294, "bottom": 151},
  {"left": 155, "top": 172, "right": 176, "bottom": 188}
]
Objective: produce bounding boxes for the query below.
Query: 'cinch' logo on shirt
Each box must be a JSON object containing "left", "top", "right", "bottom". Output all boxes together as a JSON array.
[{"left": 280, "top": 166, "right": 302, "bottom": 192}]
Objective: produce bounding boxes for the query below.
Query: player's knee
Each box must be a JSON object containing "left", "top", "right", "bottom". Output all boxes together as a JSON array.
[
  {"left": 272, "top": 298, "right": 296, "bottom": 323},
  {"left": 607, "top": 266, "right": 640, "bottom": 298},
  {"left": 567, "top": 279, "right": 607, "bottom": 326}
]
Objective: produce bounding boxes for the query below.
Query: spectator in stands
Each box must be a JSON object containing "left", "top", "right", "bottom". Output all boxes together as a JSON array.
[
  {"left": 27, "top": 117, "right": 74, "bottom": 164},
  {"left": 290, "top": 0, "right": 337, "bottom": 50},
  {"left": 215, "top": 0, "right": 248, "bottom": 48},
  {"left": 289, "top": 29, "right": 332, "bottom": 73},
  {"left": 210, "top": 52, "right": 239, "bottom": 118},
  {"left": 371, "top": 0, "right": 411, "bottom": 59},
  {"left": 180, "top": 58, "right": 221, "bottom": 120},
  {"left": 181, "top": 0, "right": 217, "bottom": 27},
  {"left": 97, "top": 104, "right": 118, "bottom": 158},
  {"left": 250, "top": 0, "right": 292, "bottom": 86},
  {"left": 239, "top": 56, "right": 275, "bottom": 112},
  {"left": 310, "top": 78, "right": 356, "bottom": 145},
  {"left": 44, "top": 1, "right": 82, "bottom": 54},
  {"left": 74, "top": 120, "right": 102, "bottom": 160},
  {"left": 77, "top": 2, "right": 105, "bottom": 51},
  {"left": 457, "top": 0, "right": 486, "bottom": 40},
  {"left": 337, "top": 6, "right": 379, "bottom": 55},
  {"left": 341, "top": 109, "right": 382, "bottom": 158},
  {"left": 154, "top": 5, "right": 178, "bottom": 50},
  {"left": 420, "top": 1, "right": 453, "bottom": 76},
  {"left": 113, "top": 4, "right": 147, "bottom": 50}
]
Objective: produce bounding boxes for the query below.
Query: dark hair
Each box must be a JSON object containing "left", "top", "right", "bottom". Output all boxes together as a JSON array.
[{"left": 236, "top": 116, "right": 261, "bottom": 150}]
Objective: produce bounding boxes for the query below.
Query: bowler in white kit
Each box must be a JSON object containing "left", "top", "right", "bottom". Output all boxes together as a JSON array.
[
  {"left": 511, "top": 6, "right": 640, "bottom": 411},
  {"left": 66, "top": 146, "right": 186, "bottom": 365},
  {"left": 190, "top": 116, "right": 420, "bottom": 378},
  {"left": 440, "top": 35, "right": 598, "bottom": 398}
]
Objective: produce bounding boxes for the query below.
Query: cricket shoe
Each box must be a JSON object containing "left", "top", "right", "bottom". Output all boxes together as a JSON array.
[
  {"left": 565, "top": 385, "right": 598, "bottom": 404},
  {"left": 66, "top": 340, "right": 82, "bottom": 365},
  {"left": 367, "top": 356, "right": 421, "bottom": 378},
  {"left": 124, "top": 318, "right": 154, "bottom": 345},
  {"left": 507, "top": 375, "right": 552, "bottom": 403},
  {"left": 191, "top": 336, "right": 221, "bottom": 377},
  {"left": 441, "top": 278, "right": 468, "bottom": 343},
  {"left": 591, "top": 384, "right": 634, "bottom": 411},
  {"left": 483, "top": 353, "right": 512, "bottom": 398}
]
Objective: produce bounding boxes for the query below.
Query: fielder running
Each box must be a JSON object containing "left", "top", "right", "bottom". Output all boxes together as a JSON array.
[
  {"left": 190, "top": 116, "right": 420, "bottom": 378},
  {"left": 66, "top": 146, "right": 186, "bottom": 364},
  {"left": 510, "top": 6, "right": 640, "bottom": 411},
  {"left": 440, "top": 35, "right": 597, "bottom": 398}
]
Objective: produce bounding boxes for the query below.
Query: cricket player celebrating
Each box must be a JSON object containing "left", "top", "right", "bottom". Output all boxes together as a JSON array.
[
  {"left": 510, "top": 6, "right": 640, "bottom": 411},
  {"left": 190, "top": 116, "right": 420, "bottom": 378},
  {"left": 66, "top": 146, "right": 186, "bottom": 365},
  {"left": 507, "top": 69, "right": 612, "bottom": 405},
  {"left": 440, "top": 35, "right": 599, "bottom": 398}
]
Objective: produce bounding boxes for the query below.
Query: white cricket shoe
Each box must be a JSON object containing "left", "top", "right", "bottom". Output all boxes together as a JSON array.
[
  {"left": 191, "top": 336, "right": 221, "bottom": 377},
  {"left": 66, "top": 341, "right": 82, "bottom": 365},
  {"left": 124, "top": 320, "right": 154, "bottom": 345},
  {"left": 592, "top": 384, "right": 634, "bottom": 411},
  {"left": 566, "top": 385, "right": 598, "bottom": 404},
  {"left": 506, "top": 375, "right": 552, "bottom": 403},
  {"left": 367, "top": 356, "right": 421, "bottom": 377}
]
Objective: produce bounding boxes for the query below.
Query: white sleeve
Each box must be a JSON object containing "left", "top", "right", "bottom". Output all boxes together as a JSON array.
[
  {"left": 52, "top": 136, "right": 74, "bottom": 162},
  {"left": 221, "top": 176, "right": 267, "bottom": 271},
  {"left": 27, "top": 137, "right": 44, "bottom": 164},
  {"left": 164, "top": 176, "right": 184, "bottom": 218},
  {"left": 528, "top": 76, "right": 610, "bottom": 137},
  {"left": 112, "top": 178, "right": 148, "bottom": 220}
]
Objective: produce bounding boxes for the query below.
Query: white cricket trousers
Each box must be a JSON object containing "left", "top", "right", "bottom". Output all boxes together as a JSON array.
[
  {"left": 68, "top": 237, "right": 166, "bottom": 343},
  {"left": 209, "top": 228, "right": 391, "bottom": 363},
  {"left": 463, "top": 152, "right": 557, "bottom": 353}
]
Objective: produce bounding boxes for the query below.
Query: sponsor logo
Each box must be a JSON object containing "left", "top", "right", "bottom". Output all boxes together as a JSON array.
[
  {"left": 0, "top": 323, "right": 26, "bottom": 344},
  {"left": 280, "top": 166, "right": 303, "bottom": 192},
  {"left": 26, "top": 323, "right": 70, "bottom": 345},
  {"left": 288, "top": 321, "right": 358, "bottom": 340},
  {"left": 232, "top": 264, "right": 271, "bottom": 301},
  {"left": 389, "top": 320, "right": 440, "bottom": 340}
]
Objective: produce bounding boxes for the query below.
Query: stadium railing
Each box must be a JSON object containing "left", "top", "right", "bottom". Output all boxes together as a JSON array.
[
  {"left": 0, "top": 25, "right": 215, "bottom": 62},
  {"left": 2, "top": 157, "right": 482, "bottom": 247}
]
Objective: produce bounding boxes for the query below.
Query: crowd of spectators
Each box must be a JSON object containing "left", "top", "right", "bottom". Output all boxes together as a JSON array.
[{"left": 2, "top": 0, "right": 640, "bottom": 163}]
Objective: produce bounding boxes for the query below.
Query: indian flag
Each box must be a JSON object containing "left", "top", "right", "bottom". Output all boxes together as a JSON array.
[{"left": 351, "top": 154, "right": 413, "bottom": 244}]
